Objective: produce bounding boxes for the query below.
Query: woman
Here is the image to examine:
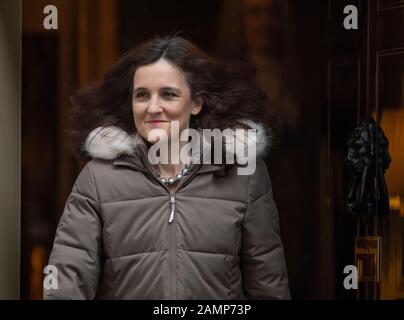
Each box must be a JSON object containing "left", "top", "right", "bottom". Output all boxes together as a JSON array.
[{"left": 43, "top": 35, "right": 291, "bottom": 300}]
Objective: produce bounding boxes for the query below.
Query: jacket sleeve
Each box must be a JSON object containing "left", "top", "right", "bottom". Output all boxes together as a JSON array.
[
  {"left": 240, "top": 160, "right": 291, "bottom": 299},
  {"left": 43, "top": 163, "right": 103, "bottom": 300}
]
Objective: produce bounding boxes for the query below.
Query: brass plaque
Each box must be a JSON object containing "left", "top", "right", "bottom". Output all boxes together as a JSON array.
[{"left": 355, "top": 236, "right": 381, "bottom": 282}]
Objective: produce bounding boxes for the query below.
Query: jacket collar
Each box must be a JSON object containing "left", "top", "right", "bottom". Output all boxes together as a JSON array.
[{"left": 83, "top": 120, "right": 272, "bottom": 173}]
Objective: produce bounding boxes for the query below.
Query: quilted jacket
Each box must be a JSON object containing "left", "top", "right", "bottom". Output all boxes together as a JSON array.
[{"left": 43, "top": 121, "right": 291, "bottom": 300}]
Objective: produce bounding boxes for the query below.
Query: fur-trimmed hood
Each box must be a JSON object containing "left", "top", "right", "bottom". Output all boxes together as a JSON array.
[{"left": 83, "top": 120, "right": 272, "bottom": 162}]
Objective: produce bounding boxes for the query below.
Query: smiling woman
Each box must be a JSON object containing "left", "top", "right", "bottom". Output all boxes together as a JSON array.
[
  {"left": 132, "top": 59, "right": 202, "bottom": 135},
  {"left": 44, "top": 35, "right": 291, "bottom": 300},
  {"left": 132, "top": 58, "right": 203, "bottom": 185}
]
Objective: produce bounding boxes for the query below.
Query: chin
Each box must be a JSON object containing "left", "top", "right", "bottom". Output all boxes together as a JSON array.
[{"left": 144, "top": 127, "right": 171, "bottom": 143}]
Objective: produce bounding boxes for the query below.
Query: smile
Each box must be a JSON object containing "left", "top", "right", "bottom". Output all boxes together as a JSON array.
[{"left": 145, "top": 120, "right": 169, "bottom": 124}]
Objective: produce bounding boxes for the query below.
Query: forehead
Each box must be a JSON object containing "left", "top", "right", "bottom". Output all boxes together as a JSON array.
[{"left": 133, "top": 59, "right": 189, "bottom": 89}]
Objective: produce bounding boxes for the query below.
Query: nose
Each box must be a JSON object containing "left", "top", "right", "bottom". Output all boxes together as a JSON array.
[{"left": 147, "top": 94, "right": 164, "bottom": 114}]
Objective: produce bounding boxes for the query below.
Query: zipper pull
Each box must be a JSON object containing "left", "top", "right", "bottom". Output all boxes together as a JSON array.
[{"left": 169, "top": 193, "right": 176, "bottom": 223}]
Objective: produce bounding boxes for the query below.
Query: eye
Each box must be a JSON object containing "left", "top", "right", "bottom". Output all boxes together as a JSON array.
[
  {"left": 162, "top": 91, "right": 178, "bottom": 98},
  {"left": 134, "top": 91, "right": 148, "bottom": 99}
]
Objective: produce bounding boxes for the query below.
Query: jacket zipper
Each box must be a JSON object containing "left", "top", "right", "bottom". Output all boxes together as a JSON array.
[
  {"left": 139, "top": 143, "right": 200, "bottom": 223},
  {"left": 165, "top": 167, "right": 199, "bottom": 299},
  {"left": 138, "top": 144, "right": 201, "bottom": 299},
  {"left": 168, "top": 197, "right": 176, "bottom": 299},
  {"left": 169, "top": 193, "right": 176, "bottom": 223},
  {"left": 158, "top": 166, "right": 200, "bottom": 299}
]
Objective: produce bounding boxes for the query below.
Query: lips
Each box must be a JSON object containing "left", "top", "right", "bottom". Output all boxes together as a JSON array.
[{"left": 145, "top": 120, "right": 168, "bottom": 124}]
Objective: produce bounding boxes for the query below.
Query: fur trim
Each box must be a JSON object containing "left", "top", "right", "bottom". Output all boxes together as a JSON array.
[
  {"left": 84, "top": 127, "right": 140, "bottom": 160},
  {"left": 84, "top": 120, "right": 272, "bottom": 160},
  {"left": 222, "top": 119, "right": 272, "bottom": 161}
]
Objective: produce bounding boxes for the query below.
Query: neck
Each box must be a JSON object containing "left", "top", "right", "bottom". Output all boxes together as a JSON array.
[
  {"left": 154, "top": 140, "right": 190, "bottom": 179},
  {"left": 156, "top": 163, "right": 184, "bottom": 179}
]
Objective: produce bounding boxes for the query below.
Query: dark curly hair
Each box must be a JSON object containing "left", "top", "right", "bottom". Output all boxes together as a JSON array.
[{"left": 69, "top": 35, "right": 278, "bottom": 171}]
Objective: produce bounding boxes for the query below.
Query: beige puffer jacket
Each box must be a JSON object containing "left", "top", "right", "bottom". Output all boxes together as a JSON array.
[{"left": 43, "top": 121, "right": 291, "bottom": 300}]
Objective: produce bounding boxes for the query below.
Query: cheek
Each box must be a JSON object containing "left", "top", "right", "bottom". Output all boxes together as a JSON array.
[
  {"left": 132, "top": 104, "right": 146, "bottom": 133},
  {"left": 173, "top": 100, "right": 193, "bottom": 118},
  {"left": 169, "top": 104, "right": 192, "bottom": 128},
  {"left": 133, "top": 103, "right": 144, "bottom": 120}
]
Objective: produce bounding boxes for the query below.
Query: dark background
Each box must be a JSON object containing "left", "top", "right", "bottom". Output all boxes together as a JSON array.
[{"left": 21, "top": 0, "right": 404, "bottom": 299}]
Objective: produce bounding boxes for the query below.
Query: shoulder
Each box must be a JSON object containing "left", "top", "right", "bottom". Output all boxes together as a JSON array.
[
  {"left": 226, "top": 158, "right": 271, "bottom": 204},
  {"left": 75, "top": 158, "right": 116, "bottom": 189},
  {"left": 247, "top": 158, "right": 272, "bottom": 202},
  {"left": 73, "top": 158, "right": 133, "bottom": 202},
  {"left": 86, "top": 158, "right": 115, "bottom": 173}
]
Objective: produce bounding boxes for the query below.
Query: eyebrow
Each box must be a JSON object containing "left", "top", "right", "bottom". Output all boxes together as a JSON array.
[{"left": 133, "top": 86, "right": 182, "bottom": 94}]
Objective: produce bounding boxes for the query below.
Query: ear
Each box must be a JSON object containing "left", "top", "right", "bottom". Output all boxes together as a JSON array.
[{"left": 191, "top": 97, "right": 203, "bottom": 115}]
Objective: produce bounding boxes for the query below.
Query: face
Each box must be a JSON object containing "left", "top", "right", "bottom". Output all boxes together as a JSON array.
[{"left": 132, "top": 58, "right": 202, "bottom": 143}]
